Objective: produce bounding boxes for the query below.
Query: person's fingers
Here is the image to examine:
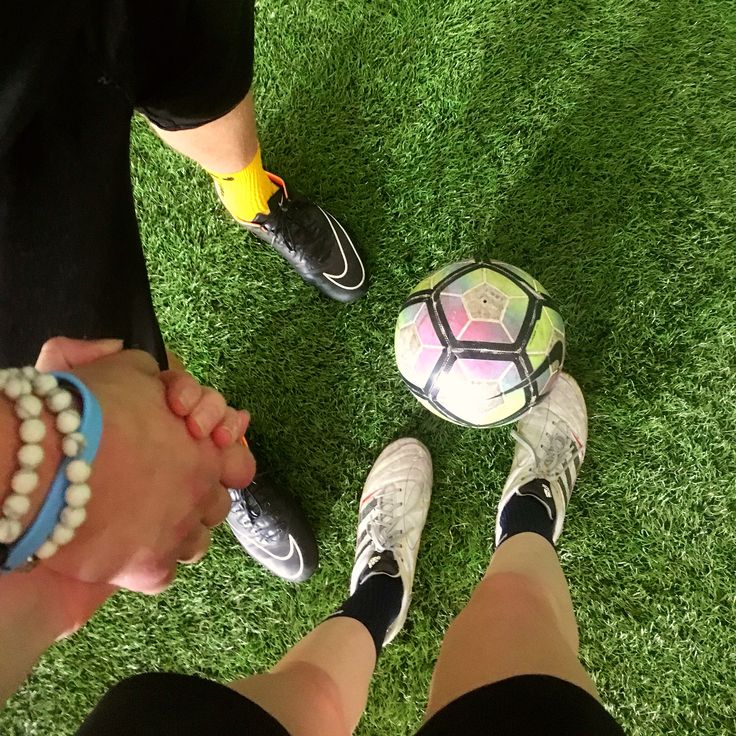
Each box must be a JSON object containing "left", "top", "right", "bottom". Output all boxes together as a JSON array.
[
  {"left": 212, "top": 408, "right": 251, "bottom": 447},
  {"left": 235, "top": 410, "right": 251, "bottom": 438},
  {"left": 160, "top": 370, "right": 203, "bottom": 417},
  {"left": 211, "top": 407, "right": 238, "bottom": 447},
  {"left": 165, "top": 349, "right": 185, "bottom": 371},
  {"left": 35, "top": 336, "right": 124, "bottom": 371},
  {"left": 218, "top": 441, "right": 256, "bottom": 490},
  {"left": 177, "top": 526, "right": 211, "bottom": 565},
  {"left": 200, "top": 483, "right": 231, "bottom": 528},
  {"left": 185, "top": 388, "right": 227, "bottom": 439}
]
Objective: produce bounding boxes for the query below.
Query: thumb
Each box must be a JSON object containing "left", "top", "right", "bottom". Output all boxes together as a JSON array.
[{"left": 35, "top": 337, "right": 124, "bottom": 372}]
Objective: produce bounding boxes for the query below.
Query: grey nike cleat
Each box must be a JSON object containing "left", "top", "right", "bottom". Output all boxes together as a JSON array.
[{"left": 227, "top": 473, "right": 318, "bottom": 583}]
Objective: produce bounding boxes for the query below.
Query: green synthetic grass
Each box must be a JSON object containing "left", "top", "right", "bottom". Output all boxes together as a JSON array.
[{"left": 4, "top": 0, "right": 736, "bottom": 733}]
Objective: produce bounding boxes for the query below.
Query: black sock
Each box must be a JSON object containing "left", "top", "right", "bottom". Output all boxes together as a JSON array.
[
  {"left": 497, "top": 478, "right": 556, "bottom": 548},
  {"left": 329, "top": 553, "right": 403, "bottom": 657}
]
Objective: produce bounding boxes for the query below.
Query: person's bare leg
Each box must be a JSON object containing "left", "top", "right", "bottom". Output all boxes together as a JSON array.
[
  {"left": 229, "top": 618, "right": 375, "bottom": 736},
  {"left": 148, "top": 84, "right": 369, "bottom": 302},
  {"left": 425, "top": 532, "right": 597, "bottom": 720},
  {"left": 151, "top": 92, "right": 259, "bottom": 172},
  {"left": 227, "top": 438, "right": 432, "bottom": 736},
  {"left": 426, "top": 373, "right": 596, "bottom": 719}
]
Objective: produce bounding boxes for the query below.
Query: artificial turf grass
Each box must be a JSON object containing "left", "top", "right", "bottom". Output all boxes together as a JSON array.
[{"left": 3, "top": 0, "right": 736, "bottom": 733}]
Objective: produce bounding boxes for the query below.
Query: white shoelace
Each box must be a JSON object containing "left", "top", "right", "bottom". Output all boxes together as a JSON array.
[
  {"left": 366, "top": 490, "right": 405, "bottom": 552},
  {"left": 511, "top": 424, "right": 579, "bottom": 481}
]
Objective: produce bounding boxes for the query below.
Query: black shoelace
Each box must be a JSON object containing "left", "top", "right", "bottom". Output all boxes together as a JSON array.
[
  {"left": 232, "top": 492, "right": 287, "bottom": 544},
  {"left": 268, "top": 196, "right": 332, "bottom": 266}
]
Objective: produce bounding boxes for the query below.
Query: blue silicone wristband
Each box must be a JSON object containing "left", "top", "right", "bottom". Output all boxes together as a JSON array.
[{"left": 1, "top": 373, "right": 103, "bottom": 573}]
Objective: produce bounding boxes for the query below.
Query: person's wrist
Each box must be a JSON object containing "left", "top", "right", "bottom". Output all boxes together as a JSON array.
[
  {"left": 0, "top": 566, "right": 63, "bottom": 645},
  {"left": 0, "top": 564, "right": 115, "bottom": 704}
]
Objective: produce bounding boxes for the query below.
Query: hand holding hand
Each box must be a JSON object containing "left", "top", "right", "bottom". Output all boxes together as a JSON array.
[
  {"left": 36, "top": 337, "right": 250, "bottom": 448},
  {"left": 33, "top": 338, "right": 255, "bottom": 593}
]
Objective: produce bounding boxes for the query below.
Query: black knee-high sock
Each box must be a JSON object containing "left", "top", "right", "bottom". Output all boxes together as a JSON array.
[
  {"left": 328, "top": 551, "right": 403, "bottom": 657},
  {"left": 497, "top": 478, "right": 556, "bottom": 547}
]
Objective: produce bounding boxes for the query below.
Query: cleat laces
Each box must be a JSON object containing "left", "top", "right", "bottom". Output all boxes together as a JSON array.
[
  {"left": 229, "top": 489, "right": 287, "bottom": 544},
  {"left": 512, "top": 423, "right": 580, "bottom": 480},
  {"left": 366, "top": 489, "right": 405, "bottom": 552},
  {"left": 268, "top": 196, "right": 331, "bottom": 265}
]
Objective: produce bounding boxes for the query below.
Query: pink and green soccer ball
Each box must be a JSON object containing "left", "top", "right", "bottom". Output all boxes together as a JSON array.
[{"left": 394, "top": 260, "right": 565, "bottom": 428}]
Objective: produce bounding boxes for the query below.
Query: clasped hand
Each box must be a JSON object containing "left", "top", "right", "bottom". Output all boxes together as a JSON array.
[{"left": 12, "top": 337, "right": 256, "bottom": 637}]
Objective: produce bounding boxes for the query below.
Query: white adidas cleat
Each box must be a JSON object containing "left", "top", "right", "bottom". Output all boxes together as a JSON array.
[
  {"left": 495, "top": 372, "right": 588, "bottom": 546},
  {"left": 349, "top": 438, "right": 433, "bottom": 646}
]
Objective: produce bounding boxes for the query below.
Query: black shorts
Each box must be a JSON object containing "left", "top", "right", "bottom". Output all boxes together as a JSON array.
[
  {"left": 0, "top": 1, "right": 254, "bottom": 368},
  {"left": 76, "top": 672, "right": 625, "bottom": 735}
]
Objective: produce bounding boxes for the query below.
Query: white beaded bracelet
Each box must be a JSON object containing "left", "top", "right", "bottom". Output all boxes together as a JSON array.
[
  {"left": 35, "top": 458, "right": 92, "bottom": 560},
  {"left": 0, "top": 368, "right": 92, "bottom": 557}
]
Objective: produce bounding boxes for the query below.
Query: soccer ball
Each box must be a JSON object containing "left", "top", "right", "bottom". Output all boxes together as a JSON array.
[{"left": 394, "top": 260, "right": 565, "bottom": 427}]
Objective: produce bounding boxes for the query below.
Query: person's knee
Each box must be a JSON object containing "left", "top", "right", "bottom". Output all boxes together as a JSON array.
[
  {"left": 476, "top": 571, "right": 558, "bottom": 626},
  {"left": 272, "top": 661, "right": 350, "bottom": 736}
]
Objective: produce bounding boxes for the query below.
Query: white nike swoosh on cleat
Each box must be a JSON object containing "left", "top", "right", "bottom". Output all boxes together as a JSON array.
[
  {"left": 248, "top": 534, "right": 305, "bottom": 581},
  {"left": 318, "top": 207, "right": 366, "bottom": 290}
]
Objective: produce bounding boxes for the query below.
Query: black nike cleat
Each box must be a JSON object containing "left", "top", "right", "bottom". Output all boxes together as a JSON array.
[
  {"left": 227, "top": 473, "right": 318, "bottom": 583},
  {"left": 224, "top": 173, "right": 368, "bottom": 303}
]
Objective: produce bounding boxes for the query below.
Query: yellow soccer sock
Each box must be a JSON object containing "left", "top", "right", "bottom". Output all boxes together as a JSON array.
[{"left": 208, "top": 146, "right": 279, "bottom": 223}]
